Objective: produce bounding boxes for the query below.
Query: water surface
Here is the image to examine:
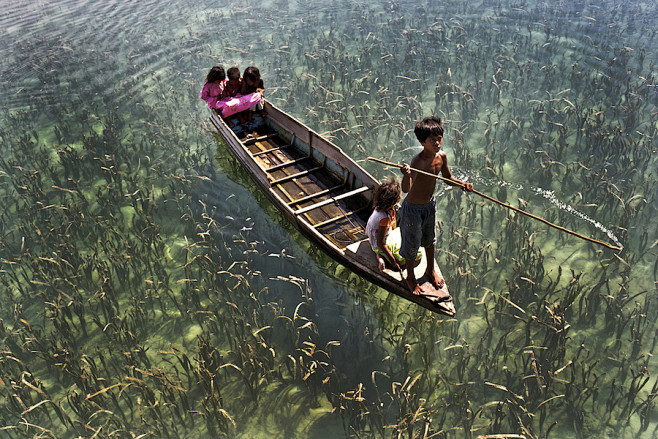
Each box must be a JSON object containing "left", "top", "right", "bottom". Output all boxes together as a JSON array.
[{"left": 0, "top": 0, "right": 656, "bottom": 437}]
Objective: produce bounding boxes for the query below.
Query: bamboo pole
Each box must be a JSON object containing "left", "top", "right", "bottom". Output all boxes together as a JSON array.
[{"left": 365, "top": 157, "right": 622, "bottom": 251}]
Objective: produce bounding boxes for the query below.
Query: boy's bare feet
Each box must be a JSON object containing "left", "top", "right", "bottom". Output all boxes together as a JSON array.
[
  {"left": 405, "top": 277, "right": 423, "bottom": 295},
  {"left": 426, "top": 269, "right": 445, "bottom": 289}
]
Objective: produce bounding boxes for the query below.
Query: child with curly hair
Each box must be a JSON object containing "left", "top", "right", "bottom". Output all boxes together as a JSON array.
[{"left": 366, "top": 178, "right": 417, "bottom": 272}]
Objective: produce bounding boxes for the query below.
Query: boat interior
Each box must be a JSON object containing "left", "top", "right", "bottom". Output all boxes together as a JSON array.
[{"left": 236, "top": 121, "right": 373, "bottom": 251}]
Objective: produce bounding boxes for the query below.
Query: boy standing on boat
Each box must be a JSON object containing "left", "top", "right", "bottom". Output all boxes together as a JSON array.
[{"left": 399, "top": 115, "right": 473, "bottom": 295}]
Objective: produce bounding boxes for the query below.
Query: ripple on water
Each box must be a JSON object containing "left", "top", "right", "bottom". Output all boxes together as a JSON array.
[{"left": 0, "top": 0, "right": 199, "bottom": 111}]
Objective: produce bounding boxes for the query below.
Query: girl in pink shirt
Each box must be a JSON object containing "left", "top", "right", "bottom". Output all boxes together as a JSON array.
[{"left": 200, "top": 65, "right": 226, "bottom": 110}]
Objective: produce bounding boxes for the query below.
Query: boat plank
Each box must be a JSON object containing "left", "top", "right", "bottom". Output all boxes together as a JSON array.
[
  {"left": 266, "top": 156, "right": 311, "bottom": 173},
  {"left": 294, "top": 186, "right": 370, "bottom": 215},
  {"left": 313, "top": 207, "right": 368, "bottom": 229},
  {"left": 261, "top": 152, "right": 305, "bottom": 172},
  {"left": 288, "top": 183, "right": 345, "bottom": 206},
  {"left": 253, "top": 144, "right": 293, "bottom": 157},
  {"left": 275, "top": 170, "right": 349, "bottom": 222},
  {"left": 269, "top": 168, "right": 347, "bottom": 227},
  {"left": 318, "top": 218, "right": 367, "bottom": 249}
]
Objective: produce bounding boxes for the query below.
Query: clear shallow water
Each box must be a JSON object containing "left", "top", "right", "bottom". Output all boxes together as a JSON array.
[{"left": 0, "top": 0, "right": 656, "bottom": 438}]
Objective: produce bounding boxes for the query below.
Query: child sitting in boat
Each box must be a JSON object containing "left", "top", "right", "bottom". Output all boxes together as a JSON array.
[
  {"left": 240, "top": 66, "right": 265, "bottom": 124},
  {"left": 222, "top": 66, "right": 245, "bottom": 126},
  {"left": 223, "top": 66, "right": 242, "bottom": 98},
  {"left": 199, "top": 65, "right": 226, "bottom": 110},
  {"left": 241, "top": 66, "right": 265, "bottom": 95},
  {"left": 366, "top": 178, "right": 420, "bottom": 272}
]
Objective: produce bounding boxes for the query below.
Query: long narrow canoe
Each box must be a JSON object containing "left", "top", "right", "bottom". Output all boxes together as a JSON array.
[{"left": 209, "top": 101, "right": 456, "bottom": 316}]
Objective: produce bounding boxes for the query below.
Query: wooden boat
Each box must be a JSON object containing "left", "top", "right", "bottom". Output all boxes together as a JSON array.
[{"left": 209, "top": 101, "right": 456, "bottom": 316}]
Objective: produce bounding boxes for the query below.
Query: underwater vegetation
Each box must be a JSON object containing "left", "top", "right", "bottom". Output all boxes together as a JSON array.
[{"left": 0, "top": 0, "right": 656, "bottom": 437}]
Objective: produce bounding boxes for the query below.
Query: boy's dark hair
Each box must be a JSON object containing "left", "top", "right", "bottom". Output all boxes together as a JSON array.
[
  {"left": 373, "top": 178, "right": 401, "bottom": 212},
  {"left": 243, "top": 66, "right": 261, "bottom": 82},
  {"left": 206, "top": 65, "right": 225, "bottom": 83},
  {"left": 227, "top": 66, "right": 241, "bottom": 80},
  {"left": 414, "top": 115, "right": 443, "bottom": 143}
]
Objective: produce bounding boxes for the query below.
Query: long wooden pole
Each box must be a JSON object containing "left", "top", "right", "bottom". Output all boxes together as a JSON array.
[{"left": 366, "top": 157, "right": 622, "bottom": 251}]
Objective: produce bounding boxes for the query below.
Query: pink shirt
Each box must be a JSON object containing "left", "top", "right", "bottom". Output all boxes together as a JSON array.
[{"left": 200, "top": 80, "right": 226, "bottom": 109}]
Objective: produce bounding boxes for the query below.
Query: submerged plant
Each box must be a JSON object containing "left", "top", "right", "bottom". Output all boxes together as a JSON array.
[{"left": 0, "top": 0, "right": 656, "bottom": 438}]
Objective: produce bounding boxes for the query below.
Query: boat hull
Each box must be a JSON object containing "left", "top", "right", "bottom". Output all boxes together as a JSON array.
[{"left": 210, "top": 102, "right": 455, "bottom": 316}]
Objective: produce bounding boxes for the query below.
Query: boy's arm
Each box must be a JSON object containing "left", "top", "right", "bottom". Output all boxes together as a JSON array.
[
  {"left": 440, "top": 152, "right": 473, "bottom": 191},
  {"left": 400, "top": 155, "right": 419, "bottom": 193},
  {"left": 400, "top": 164, "right": 412, "bottom": 193}
]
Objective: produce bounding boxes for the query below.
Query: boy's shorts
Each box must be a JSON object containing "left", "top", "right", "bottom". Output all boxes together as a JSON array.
[{"left": 399, "top": 199, "right": 436, "bottom": 261}]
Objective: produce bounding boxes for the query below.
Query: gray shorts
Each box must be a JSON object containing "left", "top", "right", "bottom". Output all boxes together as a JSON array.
[{"left": 399, "top": 199, "right": 436, "bottom": 261}]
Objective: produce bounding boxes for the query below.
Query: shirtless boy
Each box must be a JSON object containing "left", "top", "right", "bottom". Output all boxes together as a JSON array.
[{"left": 399, "top": 115, "right": 474, "bottom": 295}]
